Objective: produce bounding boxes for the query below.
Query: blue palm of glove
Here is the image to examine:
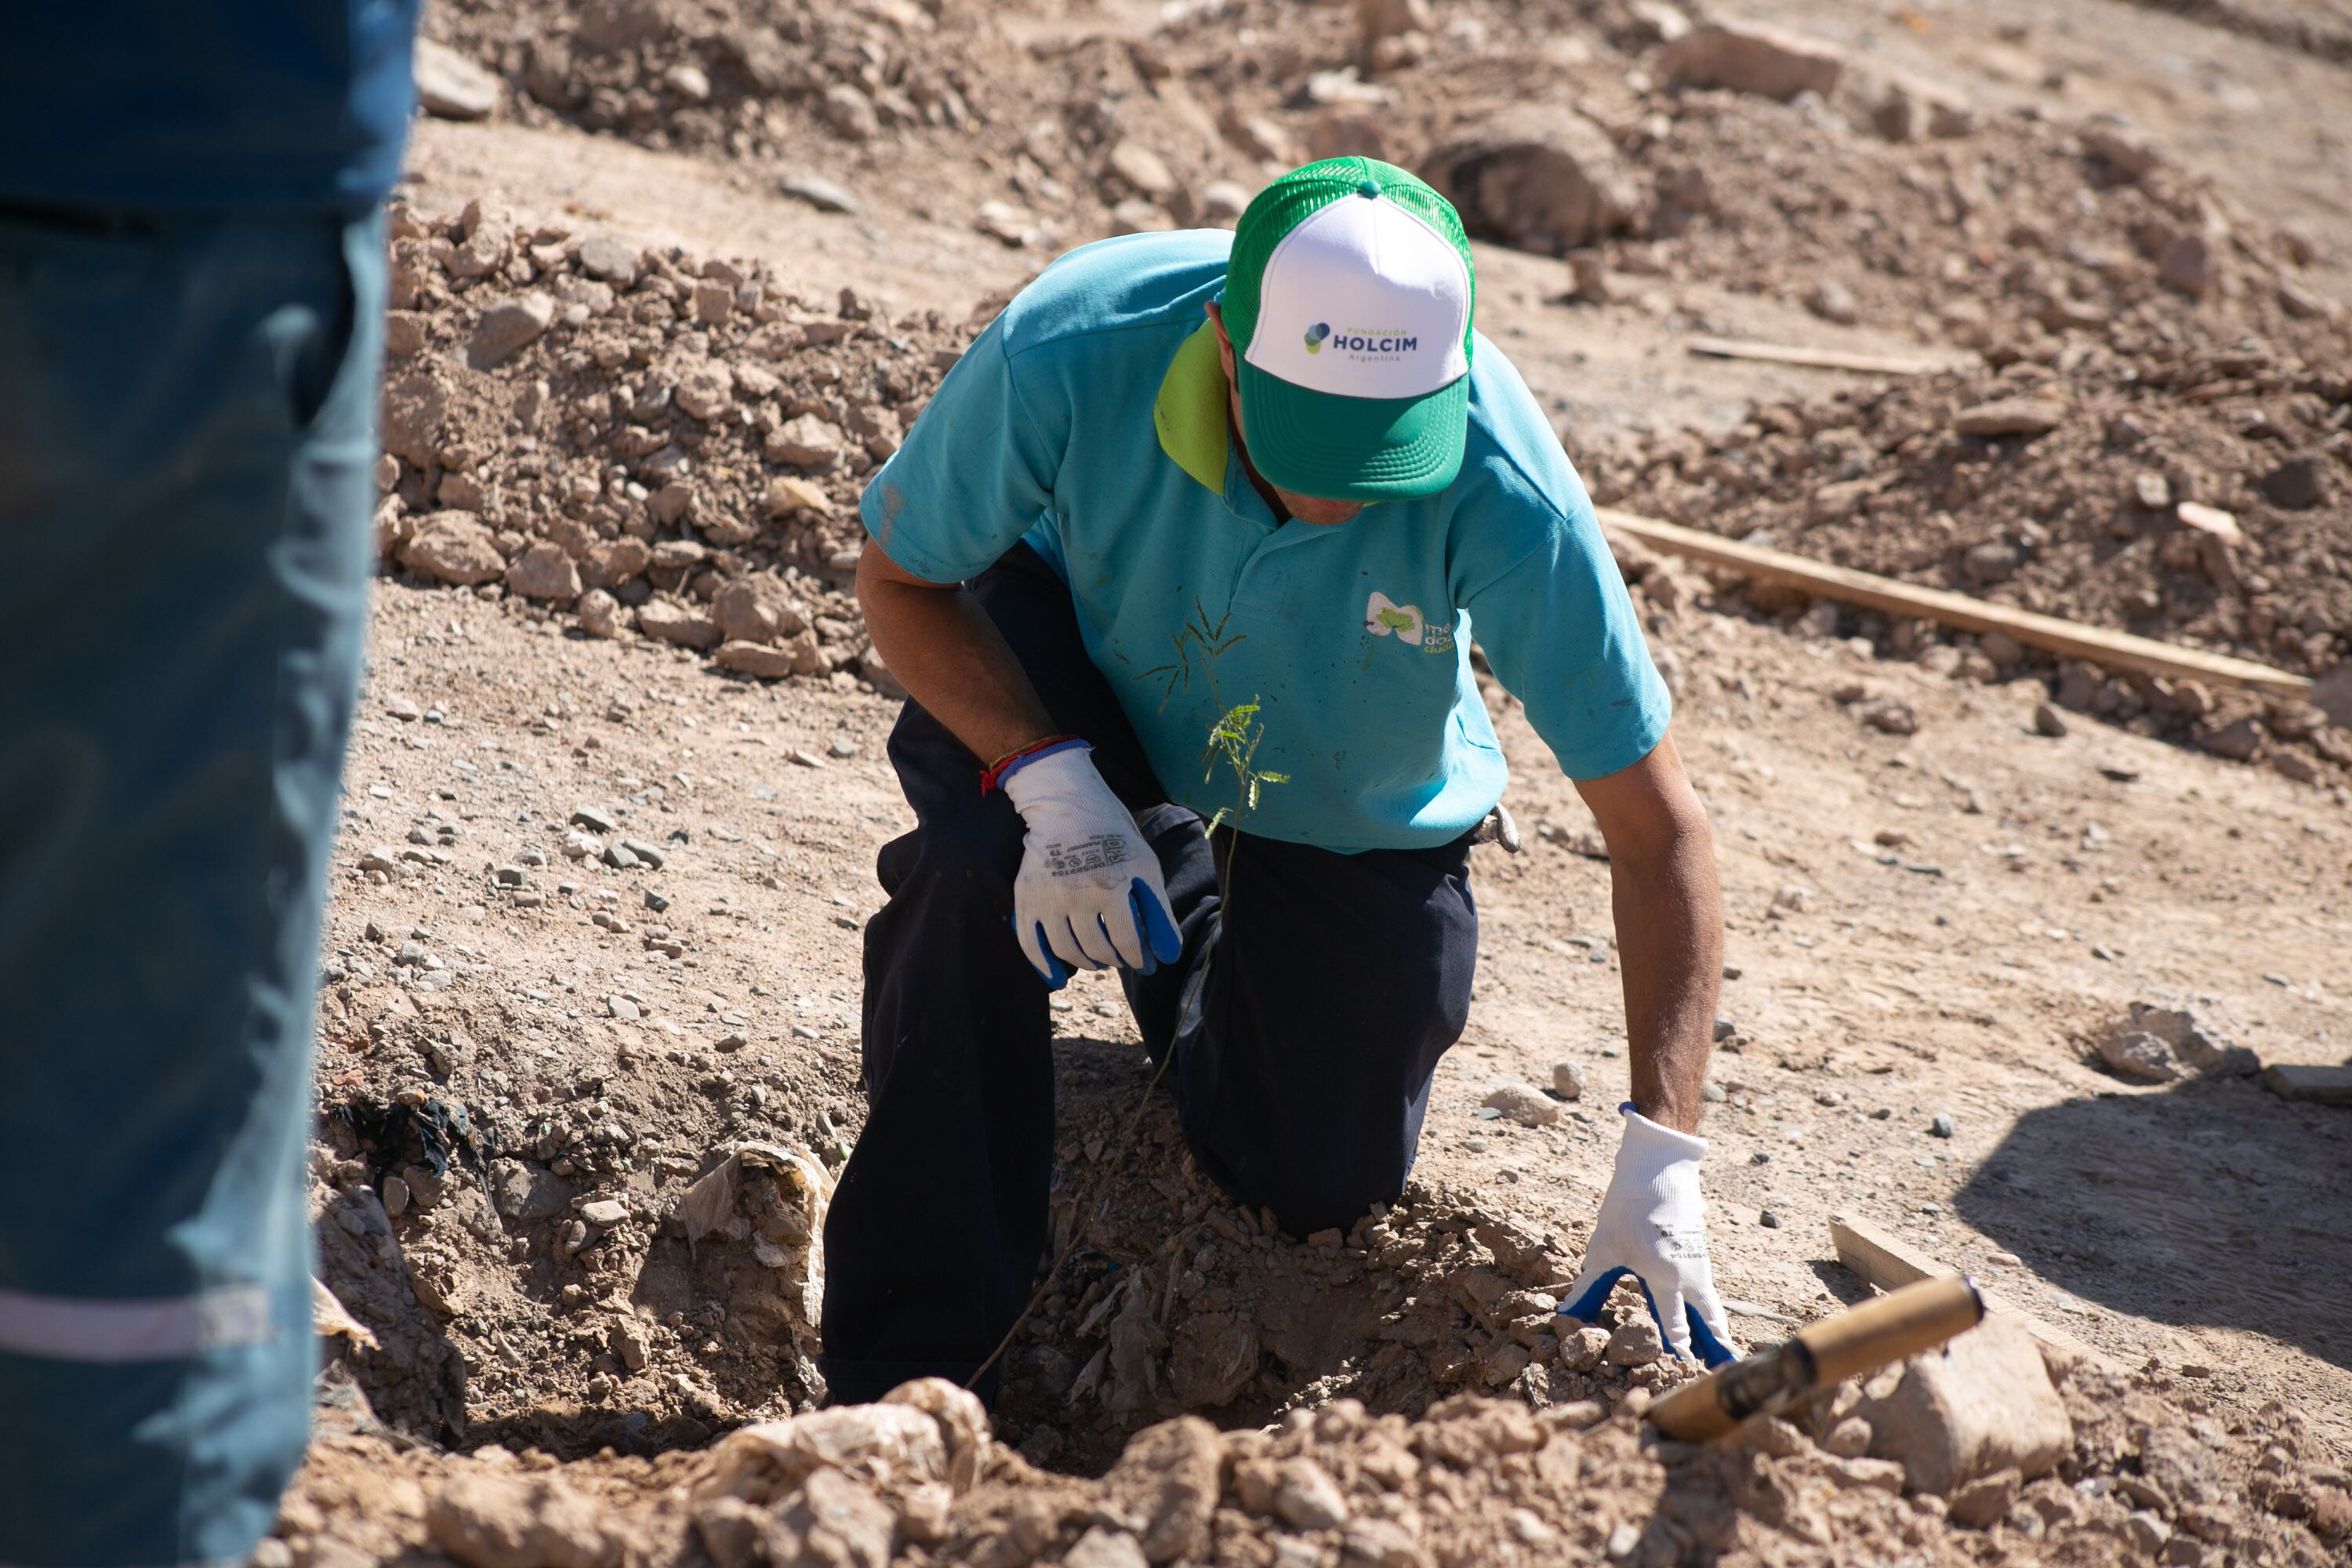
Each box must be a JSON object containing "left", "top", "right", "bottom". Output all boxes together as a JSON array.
[
  {"left": 1559, "top": 1266, "right": 1739, "bottom": 1369},
  {"left": 1019, "top": 877, "right": 1183, "bottom": 991}
]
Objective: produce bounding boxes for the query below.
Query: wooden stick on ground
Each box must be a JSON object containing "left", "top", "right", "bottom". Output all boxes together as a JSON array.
[
  {"left": 1829, "top": 1212, "right": 2122, "bottom": 1375},
  {"left": 1599, "top": 508, "right": 2315, "bottom": 700},
  {"left": 2260, "top": 1064, "right": 2352, "bottom": 1103},
  {"left": 1685, "top": 336, "right": 1965, "bottom": 376}
]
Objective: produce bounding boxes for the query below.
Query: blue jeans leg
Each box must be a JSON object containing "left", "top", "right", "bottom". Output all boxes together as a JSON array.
[{"left": 0, "top": 206, "right": 383, "bottom": 1568}]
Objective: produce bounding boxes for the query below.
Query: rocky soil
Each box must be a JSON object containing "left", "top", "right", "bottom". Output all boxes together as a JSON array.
[{"left": 274, "top": 0, "right": 2352, "bottom": 1563}]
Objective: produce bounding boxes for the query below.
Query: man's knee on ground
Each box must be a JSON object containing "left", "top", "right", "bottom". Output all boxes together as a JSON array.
[{"left": 1261, "top": 1160, "right": 1408, "bottom": 1243}]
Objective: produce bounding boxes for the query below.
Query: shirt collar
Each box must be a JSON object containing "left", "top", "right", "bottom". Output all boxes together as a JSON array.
[{"left": 1152, "top": 318, "right": 1229, "bottom": 495}]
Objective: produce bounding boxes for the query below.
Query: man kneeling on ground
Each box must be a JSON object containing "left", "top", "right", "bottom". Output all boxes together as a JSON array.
[{"left": 821, "top": 158, "right": 1738, "bottom": 1405}]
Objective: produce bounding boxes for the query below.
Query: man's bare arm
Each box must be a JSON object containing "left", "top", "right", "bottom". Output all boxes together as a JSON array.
[
  {"left": 1573, "top": 731, "right": 1723, "bottom": 1134},
  {"left": 855, "top": 539, "right": 1059, "bottom": 766}
]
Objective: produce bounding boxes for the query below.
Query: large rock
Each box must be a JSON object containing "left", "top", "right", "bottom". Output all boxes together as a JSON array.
[
  {"left": 764, "top": 413, "right": 848, "bottom": 470},
  {"left": 1419, "top": 105, "right": 1641, "bottom": 252},
  {"left": 580, "top": 537, "right": 652, "bottom": 590},
  {"left": 764, "top": 475, "right": 837, "bottom": 521},
  {"left": 1104, "top": 1417, "right": 1225, "bottom": 1563},
  {"left": 1167, "top": 1312, "right": 1260, "bottom": 1408},
  {"left": 636, "top": 601, "right": 720, "bottom": 651},
  {"left": 713, "top": 578, "right": 810, "bottom": 644},
  {"left": 470, "top": 293, "right": 554, "bottom": 369},
  {"left": 400, "top": 512, "right": 506, "bottom": 586},
  {"left": 427, "top": 1472, "right": 621, "bottom": 1568},
  {"left": 2096, "top": 1003, "right": 2258, "bottom": 1080},
  {"left": 1863, "top": 1314, "right": 2072, "bottom": 1496},
  {"left": 414, "top": 38, "right": 499, "bottom": 122},
  {"left": 505, "top": 541, "right": 582, "bottom": 602},
  {"left": 1657, "top": 22, "right": 1846, "bottom": 100},
  {"left": 713, "top": 641, "right": 797, "bottom": 679}
]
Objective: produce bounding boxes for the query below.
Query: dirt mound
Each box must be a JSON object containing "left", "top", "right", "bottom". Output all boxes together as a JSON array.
[
  {"left": 376, "top": 190, "right": 973, "bottom": 691},
  {"left": 1598, "top": 323, "right": 2350, "bottom": 784},
  {"left": 274, "top": 1353, "right": 2349, "bottom": 1568}
]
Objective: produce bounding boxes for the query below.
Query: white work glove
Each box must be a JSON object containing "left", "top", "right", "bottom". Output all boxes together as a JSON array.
[
  {"left": 1558, "top": 1103, "right": 1740, "bottom": 1367},
  {"left": 998, "top": 741, "right": 1182, "bottom": 990}
]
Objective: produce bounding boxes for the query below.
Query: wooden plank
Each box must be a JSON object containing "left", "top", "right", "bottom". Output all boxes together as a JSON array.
[
  {"left": 1829, "top": 1212, "right": 2123, "bottom": 1375},
  {"left": 2260, "top": 1064, "right": 2352, "bottom": 1103},
  {"left": 1599, "top": 508, "right": 2315, "bottom": 700},
  {"left": 1686, "top": 336, "right": 1962, "bottom": 376}
]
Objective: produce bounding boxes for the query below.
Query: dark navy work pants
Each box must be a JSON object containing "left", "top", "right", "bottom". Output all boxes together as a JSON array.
[
  {"left": 819, "top": 545, "right": 1479, "bottom": 1405},
  {"left": 0, "top": 207, "right": 383, "bottom": 1566}
]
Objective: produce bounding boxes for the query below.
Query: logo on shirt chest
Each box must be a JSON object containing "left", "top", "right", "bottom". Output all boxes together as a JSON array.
[{"left": 1363, "top": 590, "right": 1457, "bottom": 659}]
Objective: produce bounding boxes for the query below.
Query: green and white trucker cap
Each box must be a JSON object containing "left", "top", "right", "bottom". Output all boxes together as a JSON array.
[{"left": 1221, "top": 155, "right": 1476, "bottom": 502}]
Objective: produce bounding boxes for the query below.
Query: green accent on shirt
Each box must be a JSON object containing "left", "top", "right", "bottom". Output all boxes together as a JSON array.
[{"left": 1152, "top": 318, "right": 1229, "bottom": 495}]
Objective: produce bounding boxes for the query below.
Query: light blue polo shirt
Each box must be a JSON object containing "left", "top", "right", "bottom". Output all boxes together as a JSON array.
[{"left": 859, "top": 230, "right": 1668, "bottom": 854}]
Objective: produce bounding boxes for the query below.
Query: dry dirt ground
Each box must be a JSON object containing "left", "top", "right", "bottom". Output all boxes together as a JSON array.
[{"left": 278, "top": 0, "right": 2352, "bottom": 1563}]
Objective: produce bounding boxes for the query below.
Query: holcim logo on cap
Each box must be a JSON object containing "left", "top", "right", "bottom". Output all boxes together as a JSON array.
[{"left": 1303, "top": 321, "right": 1331, "bottom": 354}]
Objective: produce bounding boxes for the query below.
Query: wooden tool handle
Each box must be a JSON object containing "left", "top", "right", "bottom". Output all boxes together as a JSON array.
[
  {"left": 1646, "top": 1276, "right": 1986, "bottom": 1444},
  {"left": 1797, "top": 1275, "right": 1984, "bottom": 1385}
]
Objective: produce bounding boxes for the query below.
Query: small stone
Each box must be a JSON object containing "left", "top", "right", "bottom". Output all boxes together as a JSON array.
[
  {"left": 606, "top": 995, "right": 640, "bottom": 1020},
  {"left": 1062, "top": 1527, "right": 1149, "bottom": 1568},
  {"left": 1929, "top": 1113, "right": 1956, "bottom": 1138},
  {"left": 2126, "top": 1511, "right": 2172, "bottom": 1554},
  {"left": 1857, "top": 696, "right": 1919, "bottom": 735},
  {"left": 1105, "top": 140, "right": 1180, "bottom": 201},
  {"left": 1962, "top": 540, "right": 2024, "bottom": 585},
  {"left": 826, "top": 735, "right": 859, "bottom": 759},
  {"left": 2032, "top": 702, "right": 2070, "bottom": 739},
  {"left": 1825, "top": 1415, "right": 1874, "bottom": 1457},
  {"left": 1702, "top": 1080, "right": 1726, "bottom": 1103},
  {"left": 2175, "top": 501, "right": 2243, "bottom": 544},
  {"left": 2259, "top": 456, "right": 2328, "bottom": 510},
  {"left": 1606, "top": 1522, "right": 1642, "bottom": 1558},
  {"left": 820, "top": 82, "right": 880, "bottom": 141},
  {"left": 609, "top": 1318, "right": 650, "bottom": 1370},
  {"left": 1955, "top": 397, "right": 2064, "bottom": 438},
  {"left": 2132, "top": 470, "right": 2172, "bottom": 510},
  {"left": 1482, "top": 1081, "right": 1560, "bottom": 1126},
  {"left": 1551, "top": 1061, "right": 1587, "bottom": 1099},
  {"left": 577, "top": 236, "right": 639, "bottom": 285},
  {"left": 380, "top": 1174, "right": 411, "bottom": 1218},
  {"left": 1272, "top": 1457, "right": 1348, "bottom": 1530},
  {"left": 644, "top": 891, "right": 670, "bottom": 913},
  {"left": 1556, "top": 1323, "right": 1613, "bottom": 1371},
  {"left": 572, "top": 806, "right": 616, "bottom": 833},
  {"left": 1806, "top": 278, "right": 1860, "bottom": 325},
  {"left": 469, "top": 293, "right": 555, "bottom": 369},
  {"left": 1199, "top": 180, "right": 1253, "bottom": 224},
  {"left": 780, "top": 173, "right": 862, "bottom": 215},
  {"left": 579, "top": 1198, "right": 629, "bottom": 1227},
  {"left": 2158, "top": 234, "right": 2212, "bottom": 298},
  {"left": 1948, "top": 1468, "right": 2022, "bottom": 1530},
  {"left": 413, "top": 38, "right": 499, "bottom": 121},
  {"left": 619, "top": 838, "right": 666, "bottom": 870},
  {"left": 1606, "top": 1315, "right": 1664, "bottom": 1366}
]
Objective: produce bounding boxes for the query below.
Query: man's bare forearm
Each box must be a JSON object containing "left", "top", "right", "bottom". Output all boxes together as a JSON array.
[
  {"left": 1575, "top": 733, "right": 1724, "bottom": 1136},
  {"left": 855, "top": 540, "right": 1058, "bottom": 766},
  {"left": 1611, "top": 820, "right": 1722, "bottom": 1134}
]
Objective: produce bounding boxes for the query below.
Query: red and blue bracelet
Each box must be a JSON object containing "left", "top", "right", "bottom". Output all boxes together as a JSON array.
[{"left": 979, "top": 734, "right": 1087, "bottom": 796}]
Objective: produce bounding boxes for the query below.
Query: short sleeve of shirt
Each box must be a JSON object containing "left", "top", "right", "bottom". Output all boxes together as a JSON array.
[
  {"left": 858, "top": 314, "right": 1066, "bottom": 584},
  {"left": 1453, "top": 440, "right": 1671, "bottom": 782}
]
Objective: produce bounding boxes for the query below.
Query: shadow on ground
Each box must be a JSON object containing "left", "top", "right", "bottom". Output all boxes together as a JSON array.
[{"left": 1951, "top": 1073, "right": 2352, "bottom": 1373}]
